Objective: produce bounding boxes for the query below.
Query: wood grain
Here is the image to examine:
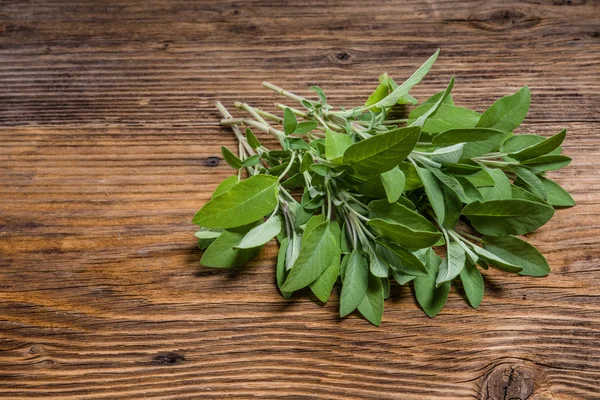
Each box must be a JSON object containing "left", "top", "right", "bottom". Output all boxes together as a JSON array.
[{"left": 1, "top": 0, "right": 599, "bottom": 398}]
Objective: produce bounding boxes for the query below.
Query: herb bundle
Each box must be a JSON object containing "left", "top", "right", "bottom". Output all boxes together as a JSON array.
[{"left": 193, "top": 50, "right": 575, "bottom": 325}]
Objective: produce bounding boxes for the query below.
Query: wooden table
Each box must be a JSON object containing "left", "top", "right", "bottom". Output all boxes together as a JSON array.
[{"left": 1, "top": 1, "right": 599, "bottom": 398}]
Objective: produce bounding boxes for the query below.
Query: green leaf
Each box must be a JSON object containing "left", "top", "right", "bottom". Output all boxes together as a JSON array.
[
  {"left": 482, "top": 235, "right": 550, "bottom": 277},
  {"left": 241, "top": 154, "right": 260, "bottom": 167},
  {"left": 365, "top": 74, "right": 390, "bottom": 112},
  {"left": 310, "top": 254, "right": 341, "bottom": 303},
  {"left": 417, "top": 167, "right": 445, "bottom": 223},
  {"left": 245, "top": 128, "right": 261, "bottom": 149},
  {"left": 460, "top": 260, "right": 484, "bottom": 308},
  {"left": 510, "top": 184, "right": 547, "bottom": 204},
  {"left": 325, "top": 129, "right": 353, "bottom": 162},
  {"left": 340, "top": 251, "right": 369, "bottom": 317},
  {"left": 540, "top": 177, "right": 575, "bottom": 207},
  {"left": 212, "top": 175, "right": 239, "bottom": 198},
  {"left": 430, "top": 168, "right": 470, "bottom": 203},
  {"left": 477, "top": 86, "right": 530, "bottom": 132},
  {"left": 456, "top": 176, "right": 484, "bottom": 203},
  {"left": 235, "top": 214, "right": 282, "bottom": 249},
  {"left": 193, "top": 175, "right": 279, "bottom": 229},
  {"left": 368, "top": 219, "right": 442, "bottom": 250},
  {"left": 294, "top": 121, "right": 319, "bottom": 135},
  {"left": 409, "top": 76, "right": 455, "bottom": 128},
  {"left": 370, "top": 49, "right": 439, "bottom": 109},
  {"left": 283, "top": 108, "right": 297, "bottom": 135},
  {"left": 368, "top": 248, "right": 389, "bottom": 278},
  {"left": 522, "top": 154, "right": 571, "bottom": 173},
  {"left": 281, "top": 173, "right": 303, "bottom": 189},
  {"left": 509, "top": 129, "right": 566, "bottom": 161},
  {"left": 432, "top": 128, "right": 505, "bottom": 160},
  {"left": 200, "top": 223, "right": 262, "bottom": 268},
  {"left": 470, "top": 244, "right": 523, "bottom": 274},
  {"left": 408, "top": 104, "right": 480, "bottom": 134},
  {"left": 221, "top": 146, "right": 242, "bottom": 169},
  {"left": 357, "top": 274, "right": 385, "bottom": 326},
  {"left": 511, "top": 166, "right": 547, "bottom": 200},
  {"left": 501, "top": 134, "right": 558, "bottom": 154},
  {"left": 430, "top": 143, "right": 464, "bottom": 164},
  {"left": 462, "top": 199, "right": 555, "bottom": 236},
  {"left": 302, "top": 214, "right": 325, "bottom": 245},
  {"left": 465, "top": 169, "right": 495, "bottom": 187},
  {"left": 414, "top": 249, "right": 450, "bottom": 317},
  {"left": 343, "top": 126, "right": 421, "bottom": 175},
  {"left": 375, "top": 240, "right": 429, "bottom": 276},
  {"left": 392, "top": 270, "right": 416, "bottom": 285},
  {"left": 281, "top": 221, "right": 340, "bottom": 291},
  {"left": 285, "top": 232, "right": 302, "bottom": 270},
  {"left": 440, "top": 182, "right": 462, "bottom": 229},
  {"left": 436, "top": 242, "right": 466, "bottom": 286},
  {"left": 368, "top": 199, "right": 440, "bottom": 236},
  {"left": 379, "top": 166, "right": 405, "bottom": 203},
  {"left": 194, "top": 228, "right": 222, "bottom": 240},
  {"left": 478, "top": 168, "right": 511, "bottom": 201},
  {"left": 300, "top": 152, "right": 313, "bottom": 173},
  {"left": 398, "top": 161, "right": 423, "bottom": 190},
  {"left": 277, "top": 238, "right": 292, "bottom": 299}
]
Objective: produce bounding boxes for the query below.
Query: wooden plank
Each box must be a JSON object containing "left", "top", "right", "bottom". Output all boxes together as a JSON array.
[{"left": 0, "top": 0, "right": 599, "bottom": 398}]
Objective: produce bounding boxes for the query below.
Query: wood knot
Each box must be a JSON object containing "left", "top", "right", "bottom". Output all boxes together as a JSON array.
[
  {"left": 205, "top": 157, "right": 221, "bottom": 167},
  {"left": 27, "top": 344, "right": 44, "bottom": 356},
  {"left": 480, "top": 362, "right": 535, "bottom": 400},
  {"left": 329, "top": 50, "right": 354, "bottom": 65},
  {"left": 469, "top": 9, "right": 541, "bottom": 31},
  {"left": 152, "top": 352, "right": 185, "bottom": 365}
]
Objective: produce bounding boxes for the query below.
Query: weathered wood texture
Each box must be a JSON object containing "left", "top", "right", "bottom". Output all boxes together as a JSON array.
[{"left": 0, "top": 0, "right": 599, "bottom": 398}]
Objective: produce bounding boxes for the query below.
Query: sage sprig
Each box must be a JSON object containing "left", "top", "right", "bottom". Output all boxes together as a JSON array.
[{"left": 193, "top": 50, "right": 575, "bottom": 326}]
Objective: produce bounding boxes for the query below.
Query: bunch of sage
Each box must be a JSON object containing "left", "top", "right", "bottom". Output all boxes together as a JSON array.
[{"left": 193, "top": 50, "right": 575, "bottom": 325}]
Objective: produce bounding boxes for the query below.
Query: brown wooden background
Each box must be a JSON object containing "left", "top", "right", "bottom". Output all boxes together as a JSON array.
[{"left": 1, "top": 1, "right": 599, "bottom": 399}]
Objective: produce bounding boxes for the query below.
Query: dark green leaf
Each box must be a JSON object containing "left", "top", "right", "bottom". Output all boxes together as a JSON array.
[
  {"left": 375, "top": 240, "right": 429, "bottom": 276},
  {"left": 436, "top": 242, "right": 466, "bottom": 286},
  {"left": 509, "top": 129, "right": 566, "bottom": 161},
  {"left": 221, "top": 146, "right": 242, "bottom": 169},
  {"left": 294, "top": 121, "right": 319, "bottom": 135},
  {"left": 414, "top": 249, "right": 450, "bottom": 317},
  {"left": 417, "top": 167, "right": 445, "bottom": 223},
  {"left": 310, "top": 254, "right": 341, "bottom": 303},
  {"left": 462, "top": 199, "right": 555, "bottom": 236},
  {"left": 343, "top": 126, "right": 421, "bottom": 175},
  {"left": 540, "top": 177, "right": 575, "bottom": 207},
  {"left": 340, "top": 251, "right": 369, "bottom": 317},
  {"left": 283, "top": 107, "right": 297, "bottom": 135},
  {"left": 357, "top": 274, "right": 385, "bottom": 326},
  {"left": 459, "top": 260, "right": 484, "bottom": 308},
  {"left": 511, "top": 166, "right": 547, "bottom": 200},
  {"left": 200, "top": 223, "right": 262, "bottom": 268},
  {"left": 281, "top": 221, "right": 340, "bottom": 291},
  {"left": 241, "top": 154, "right": 260, "bottom": 167},
  {"left": 433, "top": 128, "right": 505, "bottom": 160},
  {"left": 277, "top": 238, "right": 293, "bottom": 299},
  {"left": 482, "top": 235, "right": 550, "bottom": 276},
  {"left": 246, "top": 128, "right": 261, "bottom": 149}
]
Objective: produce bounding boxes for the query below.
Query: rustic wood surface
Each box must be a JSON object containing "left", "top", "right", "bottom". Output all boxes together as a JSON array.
[{"left": 1, "top": 0, "right": 599, "bottom": 398}]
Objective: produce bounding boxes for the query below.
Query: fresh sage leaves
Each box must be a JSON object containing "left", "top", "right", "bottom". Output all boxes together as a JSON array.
[{"left": 194, "top": 50, "right": 574, "bottom": 326}]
